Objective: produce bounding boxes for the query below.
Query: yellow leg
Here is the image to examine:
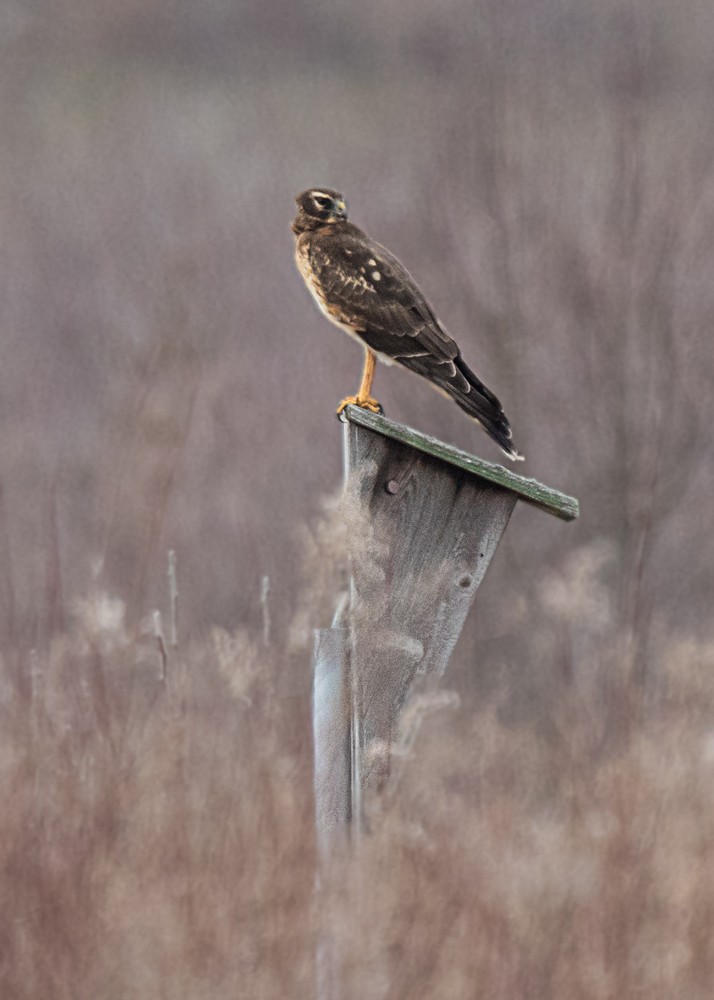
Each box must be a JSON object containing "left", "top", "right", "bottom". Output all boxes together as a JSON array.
[
  {"left": 357, "top": 348, "right": 376, "bottom": 400},
  {"left": 337, "top": 349, "right": 382, "bottom": 415}
]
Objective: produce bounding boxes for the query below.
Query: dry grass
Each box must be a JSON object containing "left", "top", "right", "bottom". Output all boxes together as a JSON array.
[
  {"left": 0, "top": 565, "right": 713, "bottom": 998},
  {"left": 0, "top": 606, "right": 315, "bottom": 999}
]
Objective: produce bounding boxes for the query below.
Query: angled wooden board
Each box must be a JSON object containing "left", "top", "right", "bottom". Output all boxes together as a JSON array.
[{"left": 342, "top": 405, "right": 579, "bottom": 521}]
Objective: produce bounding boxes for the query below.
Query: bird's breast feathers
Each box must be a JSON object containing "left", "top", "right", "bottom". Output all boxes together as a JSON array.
[{"left": 295, "top": 232, "right": 372, "bottom": 339}]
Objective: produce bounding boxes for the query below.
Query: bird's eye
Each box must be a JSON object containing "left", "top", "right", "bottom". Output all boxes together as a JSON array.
[{"left": 313, "top": 196, "right": 330, "bottom": 209}]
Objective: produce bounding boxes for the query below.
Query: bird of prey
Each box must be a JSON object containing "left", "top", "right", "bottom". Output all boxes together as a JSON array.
[{"left": 292, "top": 188, "right": 523, "bottom": 461}]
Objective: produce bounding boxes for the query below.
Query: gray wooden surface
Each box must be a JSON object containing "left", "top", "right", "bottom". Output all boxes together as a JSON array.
[{"left": 343, "top": 416, "right": 518, "bottom": 792}]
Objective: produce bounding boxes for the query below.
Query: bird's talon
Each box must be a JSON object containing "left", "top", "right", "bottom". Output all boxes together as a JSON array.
[
  {"left": 336, "top": 396, "right": 358, "bottom": 416},
  {"left": 336, "top": 395, "right": 383, "bottom": 417},
  {"left": 358, "top": 397, "right": 383, "bottom": 415}
]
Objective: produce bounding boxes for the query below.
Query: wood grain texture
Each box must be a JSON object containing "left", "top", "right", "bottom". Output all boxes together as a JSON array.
[
  {"left": 342, "top": 404, "right": 579, "bottom": 521},
  {"left": 343, "top": 418, "right": 517, "bottom": 790}
]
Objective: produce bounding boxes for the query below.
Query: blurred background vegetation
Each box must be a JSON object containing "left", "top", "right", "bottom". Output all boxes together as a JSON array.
[
  {"left": 2, "top": 0, "right": 714, "bottom": 996},
  {"left": 3, "top": 0, "right": 712, "bottom": 653}
]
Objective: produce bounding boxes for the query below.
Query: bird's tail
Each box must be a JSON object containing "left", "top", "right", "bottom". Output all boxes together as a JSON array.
[
  {"left": 394, "top": 350, "right": 524, "bottom": 461},
  {"left": 446, "top": 356, "right": 524, "bottom": 461}
]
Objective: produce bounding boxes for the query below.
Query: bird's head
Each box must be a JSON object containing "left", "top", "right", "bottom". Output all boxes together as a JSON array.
[{"left": 292, "top": 188, "right": 348, "bottom": 233}]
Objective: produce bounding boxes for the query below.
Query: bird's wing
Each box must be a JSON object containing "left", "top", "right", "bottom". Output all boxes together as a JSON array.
[{"left": 309, "top": 229, "right": 459, "bottom": 364}]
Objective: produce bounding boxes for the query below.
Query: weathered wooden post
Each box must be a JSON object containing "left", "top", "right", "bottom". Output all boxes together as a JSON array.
[
  {"left": 312, "top": 405, "right": 579, "bottom": 997},
  {"left": 313, "top": 404, "right": 578, "bottom": 843}
]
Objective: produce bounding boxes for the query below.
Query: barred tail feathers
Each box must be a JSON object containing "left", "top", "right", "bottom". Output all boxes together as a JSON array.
[
  {"left": 447, "top": 356, "right": 524, "bottom": 462},
  {"left": 385, "top": 345, "right": 525, "bottom": 462}
]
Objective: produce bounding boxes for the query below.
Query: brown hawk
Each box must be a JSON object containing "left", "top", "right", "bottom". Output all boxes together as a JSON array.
[{"left": 292, "top": 187, "right": 523, "bottom": 461}]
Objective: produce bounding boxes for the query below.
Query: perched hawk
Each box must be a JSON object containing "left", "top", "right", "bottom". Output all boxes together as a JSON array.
[{"left": 292, "top": 188, "right": 523, "bottom": 461}]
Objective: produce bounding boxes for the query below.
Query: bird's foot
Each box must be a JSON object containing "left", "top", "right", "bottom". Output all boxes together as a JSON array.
[{"left": 336, "top": 395, "right": 383, "bottom": 416}]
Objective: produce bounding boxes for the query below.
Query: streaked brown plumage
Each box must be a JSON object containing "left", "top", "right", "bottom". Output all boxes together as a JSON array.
[{"left": 292, "top": 188, "right": 523, "bottom": 461}]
